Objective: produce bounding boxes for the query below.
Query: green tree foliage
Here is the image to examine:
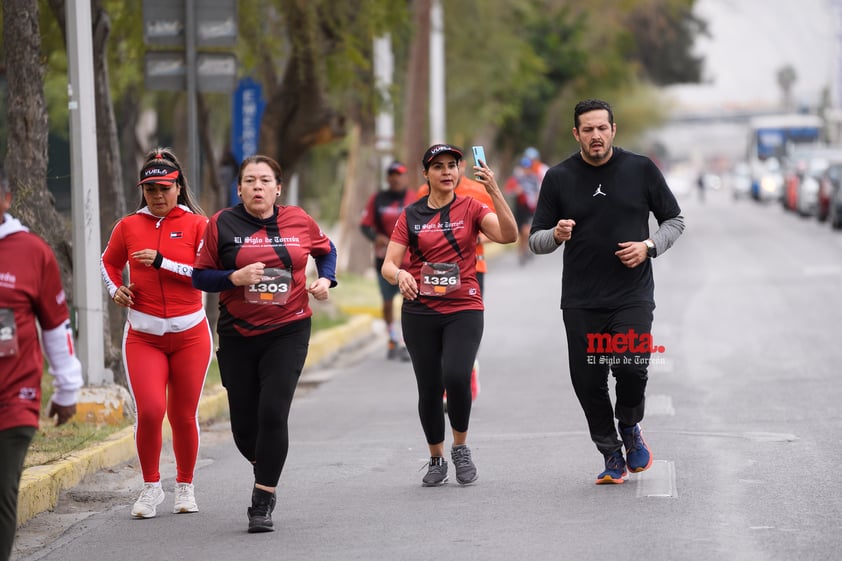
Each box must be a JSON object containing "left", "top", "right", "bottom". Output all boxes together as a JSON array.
[
  {"left": 13, "top": 0, "right": 704, "bottom": 221},
  {"left": 440, "top": 0, "right": 705, "bottom": 166},
  {"left": 622, "top": 0, "right": 708, "bottom": 86}
]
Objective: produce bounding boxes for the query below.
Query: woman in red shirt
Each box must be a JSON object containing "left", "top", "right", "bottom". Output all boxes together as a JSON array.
[
  {"left": 381, "top": 144, "right": 517, "bottom": 487},
  {"left": 193, "top": 154, "right": 337, "bottom": 534},
  {"left": 101, "top": 148, "right": 212, "bottom": 519}
]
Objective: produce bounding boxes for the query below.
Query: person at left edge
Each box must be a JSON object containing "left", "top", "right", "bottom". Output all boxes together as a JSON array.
[
  {"left": 0, "top": 165, "right": 82, "bottom": 561},
  {"left": 192, "top": 154, "right": 337, "bottom": 534},
  {"left": 101, "top": 147, "right": 212, "bottom": 519},
  {"left": 360, "top": 160, "right": 415, "bottom": 361}
]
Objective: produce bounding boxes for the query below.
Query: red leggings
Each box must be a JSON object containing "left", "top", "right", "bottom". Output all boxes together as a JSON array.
[{"left": 123, "top": 320, "right": 212, "bottom": 484}]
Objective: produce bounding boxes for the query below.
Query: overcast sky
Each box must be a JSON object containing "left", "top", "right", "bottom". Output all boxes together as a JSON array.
[{"left": 665, "top": 0, "right": 838, "bottom": 111}]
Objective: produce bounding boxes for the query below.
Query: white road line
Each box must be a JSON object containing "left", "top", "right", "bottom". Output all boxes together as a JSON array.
[
  {"left": 803, "top": 265, "right": 842, "bottom": 277},
  {"left": 646, "top": 394, "right": 675, "bottom": 416},
  {"left": 634, "top": 460, "right": 677, "bottom": 498}
]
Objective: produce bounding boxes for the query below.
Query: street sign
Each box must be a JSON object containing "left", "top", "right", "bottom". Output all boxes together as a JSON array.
[
  {"left": 231, "top": 77, "right": 266, "bottom": 164},
  {"left": 196, "top": 0, "right": 238, "bottom": 48},
  {"left": 143, "top": 0, "right": 183, "bottom": 47},
  {"left": 144, "top": 52, "right": 237, "bottom": 93},
  {"left": 143, "top": 0, "right": 237, "bottom": 48}
]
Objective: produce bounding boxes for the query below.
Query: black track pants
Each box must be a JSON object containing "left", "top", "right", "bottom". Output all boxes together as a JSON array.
[{"left": 562, "top": 305, "right": 654, "bottom": 455}]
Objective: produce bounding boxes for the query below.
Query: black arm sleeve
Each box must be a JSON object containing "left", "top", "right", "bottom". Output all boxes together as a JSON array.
[
  {"left": 192, "top": 268, "right": 237, "bottom": 292},
  {"left": 360, "top": 225, "right": 377, "bottom": 241}
]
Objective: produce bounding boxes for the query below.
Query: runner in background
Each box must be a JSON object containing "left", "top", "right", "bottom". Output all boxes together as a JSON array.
[
  {"left": 417, "top": 159, "right": 493, "bottom": 402},
  {"left": 505, "top": 147, "right": 548, "bottom": 265},
  {"left": 360, "top": 161, "right": 415, "bottom": 361}
]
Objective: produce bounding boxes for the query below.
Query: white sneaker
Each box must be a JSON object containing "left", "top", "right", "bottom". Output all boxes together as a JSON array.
[
  {"left": 131, "top": 483, "right": 165, "bottom": 518},
  {"left": 173, "top": 482, "right": 199, "bottom": 514}
]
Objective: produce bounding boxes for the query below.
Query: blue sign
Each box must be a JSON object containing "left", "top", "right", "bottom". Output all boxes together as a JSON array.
[
  {"left": 231, "top": 77, "right": 265, "bottom": 165},
  {"left": 230, "top": 77, "right": 265, "bottom": 204}
]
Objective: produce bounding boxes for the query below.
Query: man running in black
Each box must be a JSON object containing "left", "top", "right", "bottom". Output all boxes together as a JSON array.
[
  {"left": 360, "top": 161, "right": 414, "bottom": 360},
  {"left": 529, "top": 99, "right": 685, "bottom": 484}
]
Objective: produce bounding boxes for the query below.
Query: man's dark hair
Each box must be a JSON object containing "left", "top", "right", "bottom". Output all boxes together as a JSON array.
[
  {"left": 574, "top": 99, "right": 614, "bottom": 129},
  {"left": 0, "top": 166, "right": 7, "bottom": 196}
]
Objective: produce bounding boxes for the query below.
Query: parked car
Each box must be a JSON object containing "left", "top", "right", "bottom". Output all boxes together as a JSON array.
[
  {"left": 751, "top": 157, "right": 784, "bottom": 203},
  {"left": 794, "top": 149, "right": 842, "bottom": 217},
  {"left": 780, "top": 146, "right": 842, "bottom": 213},
  {"left": 827, "top": 162, "right": 842, "bottom": 229},
  {"left": 727, "top": 161, "right": 752, "bottom": 200},
  {"left": 817, "top": 162, "right": 842, "bottom": 222}
]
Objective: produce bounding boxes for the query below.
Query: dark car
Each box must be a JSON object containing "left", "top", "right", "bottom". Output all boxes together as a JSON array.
[
  {"left": 818, "top": 162, "right": 842, "bottom": 222},
  {"left": 782, "top": 147, "right": 842, "bottom": 216},
  {"left": 827, "top": 162, "right": 842, "bottom": 229}
]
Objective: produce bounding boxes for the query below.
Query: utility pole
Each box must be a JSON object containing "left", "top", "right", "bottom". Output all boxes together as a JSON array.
[
  {"left": 374, "top": 34, "right": 395, "bottom": 188},
  {"left": 429, "top": 0, "right": 446, "bottom": 144},
  {"left": 185, "top": 0, "right": 200, "bottom": 192},
  {"left": 67, "top": 0, "right": 109, "bottom": 385}
]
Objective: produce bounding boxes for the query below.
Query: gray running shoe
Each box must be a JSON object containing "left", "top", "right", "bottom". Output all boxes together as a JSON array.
[
  {"left": 451, "top": 445, "right": 478, "bottom": 485},
  {"left": 422, "top": 457, "right": 448, "bottom": 487}
]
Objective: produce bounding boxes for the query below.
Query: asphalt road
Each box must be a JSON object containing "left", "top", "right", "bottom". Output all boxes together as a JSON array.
[{"left": 13, "top": 186, "right": 842, "bottom": 561}]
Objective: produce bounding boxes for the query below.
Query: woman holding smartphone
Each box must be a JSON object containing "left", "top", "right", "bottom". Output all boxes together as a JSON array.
[{"left": 380, "top": 143, "right": 517, "bottom": 487}]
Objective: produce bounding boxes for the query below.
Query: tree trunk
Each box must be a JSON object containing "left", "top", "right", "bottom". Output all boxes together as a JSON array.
[
  {"left": 118, "top": 87, "right": 144, "bottom": 206},
  {"left": 260, "top": 0, "right": 345, "bottom": 180},
  {"left": 197, "top": 93, "right": 222, "bottom": 337},
  {"left": 3, "top": 0, "right": 74, "bottom": 297},
  {"left": 401, "top": 0, "right": 431, "bottom": 190},
  {"left": 197, "top": 93, "right": 224, "bottom": 214},
  {"left": 336, "top": 122, "right": 379, "bottom": 275}
]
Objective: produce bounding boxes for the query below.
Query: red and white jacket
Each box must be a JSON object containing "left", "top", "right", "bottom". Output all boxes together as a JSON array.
[
  {"left": 101, "top": 206, "right": 208, "bottom": 335},
  {"left": 0, "top": 214, "right": 82, "bottom": 431}
]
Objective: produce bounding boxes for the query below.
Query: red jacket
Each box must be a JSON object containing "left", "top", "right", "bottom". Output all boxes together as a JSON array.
[
  {"left": 1, "top": 215, "right": 82, "bottom": 430},
  {"left": 101, "top": 206, "right": 208, "bottom": 319}
]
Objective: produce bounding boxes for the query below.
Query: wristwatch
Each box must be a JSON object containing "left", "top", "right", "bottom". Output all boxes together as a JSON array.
[{"left": 644, "top": 239, "right": 656, "bottom": 258}]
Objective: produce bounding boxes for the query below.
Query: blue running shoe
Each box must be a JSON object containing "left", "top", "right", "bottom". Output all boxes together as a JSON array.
[
  {"left": 620, "top": 423, "right": 653, "bottom": 473},
  {"left": 595, "top": 450, "right": 627, "bottom": 485}
]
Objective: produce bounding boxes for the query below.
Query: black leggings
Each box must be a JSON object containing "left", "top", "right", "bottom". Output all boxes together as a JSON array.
[
  {"left": 402, "top": 310, "right": 483, "bottom": 444},
  {"left": 563, "top": 305, "right": 653, "bottom": 455},
  {"left": 0, "top": 425, "right": 36, "bottom": 561},
  {"left": 217, "top": 318, "right": 310, "bottom": 487}
]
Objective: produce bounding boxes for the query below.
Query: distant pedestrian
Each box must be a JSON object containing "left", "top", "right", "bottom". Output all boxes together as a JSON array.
[
  {"left": 101, "top": 147, "right": 212, "bottom": 518},
  {"left": 381, "top": 144, "right": 517, "bottom": 487},
  {"left": 0, "top": 165, "right": 83, "bottom": 561},
  {"left": 697, "top": 172, "right": 706, "bottom": 203},
  {"left": 193, "top": 154, "right": 337, "bottom": 533},
  {"left": 505, "top": 147, "right": 548, "bottom": 265},
  {"left": 529, "top": 99, "right": 685, "bottom": 484},
  {"left": 360, "top": 161, "right": 415, "bottom": 361}
]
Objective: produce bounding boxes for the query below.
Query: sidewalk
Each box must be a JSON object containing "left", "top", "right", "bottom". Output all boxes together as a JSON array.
[{"left": 16, "top": 314, "right": 378, "bottom": 526}]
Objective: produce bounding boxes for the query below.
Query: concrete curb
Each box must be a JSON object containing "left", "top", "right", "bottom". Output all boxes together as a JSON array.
[{"left": 16, "top": 314, "right": 376, "bottom": 526}]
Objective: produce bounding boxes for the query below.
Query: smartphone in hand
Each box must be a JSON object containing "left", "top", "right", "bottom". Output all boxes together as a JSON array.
[{"left": 472, "top": 146, "right": 487, "bottom": 168}]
